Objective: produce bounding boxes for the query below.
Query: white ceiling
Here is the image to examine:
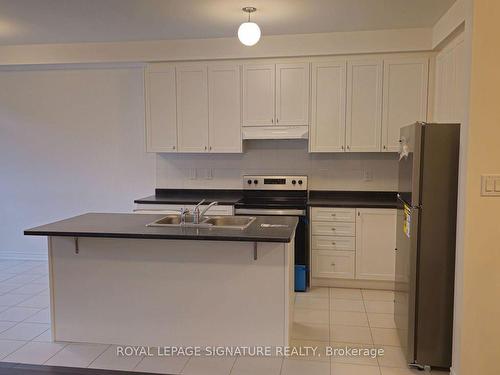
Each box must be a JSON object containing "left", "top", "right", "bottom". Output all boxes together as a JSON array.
[{"left": 0, "top": 0, "right": 456, "bottom": 45}]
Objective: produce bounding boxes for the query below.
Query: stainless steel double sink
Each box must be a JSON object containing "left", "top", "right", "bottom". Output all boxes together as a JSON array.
[{"left": 147, "top": 215, "right": 256, "bottom": 230}]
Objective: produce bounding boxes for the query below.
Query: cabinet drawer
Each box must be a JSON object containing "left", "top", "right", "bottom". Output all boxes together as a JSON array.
[
  {"left": 312, "top": 250, "right": 355, "bottom": 279},
  {"left": 311, "top": 222, "right": 356, "bottom": 237},
  {"left": 312, "top": 236, "right": 355, "bottom": 251},
  {"left": 311, "top": 207, "right": 356, "bottom": 222}
]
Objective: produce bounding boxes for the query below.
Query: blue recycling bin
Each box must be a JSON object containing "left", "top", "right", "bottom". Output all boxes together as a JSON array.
[{"left": 295, "top": 265, "right": 307, "bottom": 292}]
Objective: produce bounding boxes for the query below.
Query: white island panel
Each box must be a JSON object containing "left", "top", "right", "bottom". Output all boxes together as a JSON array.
[{"left": 49, "top": 236, "right": 294, "bottom": 347}]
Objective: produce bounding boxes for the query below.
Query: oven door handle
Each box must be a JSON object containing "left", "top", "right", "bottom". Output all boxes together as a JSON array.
[{"left": 235, "top": 208, "right": 306, "bottom": 216}]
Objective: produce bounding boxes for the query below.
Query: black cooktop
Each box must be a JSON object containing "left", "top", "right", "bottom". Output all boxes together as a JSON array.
[{"left": 235, "top": 190, "right": 307, "bottom": 209}]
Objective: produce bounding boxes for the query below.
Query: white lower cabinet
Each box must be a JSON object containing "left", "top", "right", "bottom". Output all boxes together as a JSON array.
[
  {"left": 312, "top": 251, "right": 355, "bottom": 279},
  {"left": 355, "top": 208, "right": 397, "bottom": 281},
  {"left": 134, "top": 204, "right": 234, "bottom": 216},
  {"left": 310, "top": 206, "right": 396, "bottom": 283}
]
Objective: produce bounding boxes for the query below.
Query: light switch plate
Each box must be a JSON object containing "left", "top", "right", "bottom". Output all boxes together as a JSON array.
[{"left": 481, "top": 175, "right": 500, "bottom": 196}]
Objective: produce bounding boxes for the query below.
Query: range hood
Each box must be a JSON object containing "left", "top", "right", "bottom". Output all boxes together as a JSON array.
[{"left": 242, "top": 126, "right": 309, "bottom": 140}]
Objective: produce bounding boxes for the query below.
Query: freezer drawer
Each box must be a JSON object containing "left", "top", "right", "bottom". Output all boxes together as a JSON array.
[
  {"left": 312, "top": 250, "right": 355, "bottom": 279},
  {"left": 311, "top": 235, "right": 355, "bottom": 251},
  {"left": 311, "top": 207, "right": 356, "bottom": 222},
  {"left": 311, "top": 222, "right": 356, "bottom": 237}
]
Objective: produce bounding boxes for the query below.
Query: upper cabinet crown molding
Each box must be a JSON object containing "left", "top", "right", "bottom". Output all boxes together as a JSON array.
[
  {"left": 345, "top": 59, "right": 383, "bottom": 152},
  {"left": 242, "top": 62, "right": 310, "bottom": 128},
  {"left": 382, "top": 57, "right": 429, "bottom": 152}
]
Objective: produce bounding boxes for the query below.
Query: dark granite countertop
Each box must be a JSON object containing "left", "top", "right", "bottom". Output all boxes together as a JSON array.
[
  {"left": 24, "top": 213, "right": 298, "bottom": 243},
  {"left": 135, "top": 189, "right": 243, "bottom": 205},
  {"left": 307, "top": 191, "right": 398, "bottom": 208}
]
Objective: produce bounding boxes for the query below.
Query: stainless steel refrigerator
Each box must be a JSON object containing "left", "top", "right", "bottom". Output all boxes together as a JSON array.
[{"left": 394, "top": 122, "right": 460, "bottom": 371}]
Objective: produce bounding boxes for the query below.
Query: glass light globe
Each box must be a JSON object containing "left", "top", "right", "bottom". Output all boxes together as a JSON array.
[{"left": 238, "top": 22, "right": 261, "bottom": 46}]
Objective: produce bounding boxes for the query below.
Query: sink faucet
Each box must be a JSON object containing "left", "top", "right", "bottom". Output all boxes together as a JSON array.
[
  {"left": 193, "top": 200, "right": 218, "bottom": 224},
  {"left": 179, "top": 207, "right": 190, "bottom": 225}
]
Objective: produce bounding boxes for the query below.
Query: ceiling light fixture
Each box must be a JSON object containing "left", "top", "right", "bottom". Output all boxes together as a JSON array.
[{"left": 238, "top": 7, "right": 261, "bottom": 46}]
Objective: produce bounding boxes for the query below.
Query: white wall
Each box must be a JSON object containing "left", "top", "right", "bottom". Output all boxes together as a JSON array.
[
  {"left": 0, "top": 66, "right": 155, "bottom": 260},
  {"left": 156, "top": 140, "right": 399, "bottom": 191}
]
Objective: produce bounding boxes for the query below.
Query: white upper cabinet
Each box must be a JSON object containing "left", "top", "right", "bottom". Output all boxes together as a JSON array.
[
  {"left": 242, "top": 64, "right": 275, "bottom": 126},
  {"left": 345, "top": 59, "right": 383, "bottom": 152},
  {"left": 145, "top": 66, "right": 178, "bottom": 152},
  {"left": 275, "top": 63, "right": 310, "bottom": 126},
  {"left": 355, "top": 208, "right": 397, "bottom": 281},
  {"left": 382, "top": 58, "right": 428, "bottom": 152},
  {"left": 208, "top": 64, "right": 242, "bottom": 153},
  {"left": 176, "top": 65, "right": 209, "bottom": 152},
  {"left": 310, "top": 61, "right": 347, "bottom": 152},
  {"left": 242, "top": 62, "right": 309, "bottom": 127}
]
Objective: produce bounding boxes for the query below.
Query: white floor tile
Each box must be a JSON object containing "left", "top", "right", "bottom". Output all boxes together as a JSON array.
[
  {"left": 330, "top": 288, "right": 363, "bottom": 301},
  {"left": 89, "top": 345, "right": 143, "bottom": 371},
  {"left": 281, "top": 358, "right": 330, "bottom": 375},
  {"left": 379, "top": 367, "right": 449, "bottom": 375},
  {"left": 377, "top": 346, "right": 408, "bottom": 368},
  {"left": 0, "top": 321, "right": 17, "bottom": 334},
  {"left": 0, "top": 339, "right": 27, "bottom": 360},
  {"left": 31, "top": 275, "right": 49, "bottom": 285},
  {"left": 364, "top": 301, "right": 394, "bottom": 314},
  {"left": 231, "top": 356, "right": 283, "bottom": 375},
  {"left": 330, "top": 299, "right": 365, "bottom": 312},
  {"left": 330, "top": 325, "right": 373, "bottom": 344},
  {"left": 181, "top": 356, "right": 236, "bottom": 375},
  {"left": 331, "top": 311, "right": 368, "bottom": 327},
  {"left": 304, "top": 287, "right": 329, "bottom": 299},
  {"left": 0, "top": 322, "right": 49, "bottom": 340},
  {"left": 294, "top": 308, "right": 329, "bottom": 325},
  {"left": 45, "top": 342, "right": 109, "bottom": 367},
  {"left": 23, "top": 308, "right": 50, "bottom": 324},
  {"left": 16, "top": 294, "right": 50, "bottom": 309},
  {"left": 367, "top": 313, "right": 396, "bottom": 329},
  {"left": 32, "top": 329, "right": 53, "bottom": 342},
  {"left": 292, "top": 322, "right": 330, "bottom": 342},
  {"left": 134, "top": 355, "right": 190, "bottom": 374},
  {"left": 371, "top": 328, "right": 401, "bottom": 347},
  {"left": 0, "top": 306, "right": 41, "bottom": 322},
  {"left": 0, "top": 293, "right": 31, "bottom": 307},
  {"left": 295, "top": 295, "right": 329, "bottom": 310},
  {"left": 10, "top": 284, "right": 47, "bottom": 295},
  {"left": 1, "top": 274, "right": 42, "bottom": 285},
  {"left": 362, "top": 290, "right": 395, "bottom": 302},
  {"left": 0, "top": 283, "right": 24, "bottom": 295},
  {"left": 3, "top": 341, "right": 66, "bottom": 364},
  {"left": 331, "top": 362, "right": 381, "bottom": 375}
]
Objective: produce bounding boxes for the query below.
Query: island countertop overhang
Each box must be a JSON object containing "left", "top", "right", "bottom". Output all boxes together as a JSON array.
[{"left": 24, "top": 213, "right": 298, "bottom": 243}]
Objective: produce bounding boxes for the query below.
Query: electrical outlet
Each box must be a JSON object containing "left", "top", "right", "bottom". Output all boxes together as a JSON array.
[
  {"left": 363, "top": 170, "right": 373, "bottom": 182},
  {"left": 481, "top": 175, "right": 500, "bottom": 196}
]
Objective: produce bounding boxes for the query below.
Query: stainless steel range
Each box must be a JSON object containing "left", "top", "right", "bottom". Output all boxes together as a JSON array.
[{"left": 235, "top": 175, "right": 309, "bottom": 290}]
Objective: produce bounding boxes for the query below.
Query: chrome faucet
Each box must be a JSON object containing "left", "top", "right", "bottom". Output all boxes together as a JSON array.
[
  {"left": 199, "top": 201, "right": 218, "bottom": 218},
  {"left": 179, "top": 207, "right": 190, "bottom": 225},
  {"left": 192, "top": 200, "right": 218, "bottom": 224}
]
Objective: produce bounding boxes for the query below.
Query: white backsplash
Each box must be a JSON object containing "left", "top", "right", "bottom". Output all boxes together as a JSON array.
[{"left": 156, "top": 140, "right": 399, "bottom": 191}]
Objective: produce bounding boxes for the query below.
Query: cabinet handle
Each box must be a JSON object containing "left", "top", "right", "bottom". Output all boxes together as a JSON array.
[
  {"left": 331, "top": 214, "right": 336, "bottom": 216},
  {"left": 341, "top": 145, "right": 344, "bottom": 150},
  {"left": 347, "top": 145, "right": 350, "bottom": 150},
  {"left": 383, "top": 145, "right": 387, "bottom": 150},
  {"left": 204, "top": 146, "right": 207, "bottom": 150},
  {"left": 331, "top": 228, "right": 336, "bottom": 231},
  {"left": 271, "top": 118, "right": 274, "bottom": 124},
  {"left": 331, "top": 242, "right": 336, "bottom": 245},
  {"left": 276, "top": 118, "right": 279, "bottom": 124},
  {"left": 331, "top": 262, "right": 336, "bottom": 267},
  {"left": 209, "top": 146, "right": 212, "bottom": 151}
]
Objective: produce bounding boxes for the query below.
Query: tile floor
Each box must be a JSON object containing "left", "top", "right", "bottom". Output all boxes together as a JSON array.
[{"left": 0, "top": 260, "right": 449, "bottom": 375}]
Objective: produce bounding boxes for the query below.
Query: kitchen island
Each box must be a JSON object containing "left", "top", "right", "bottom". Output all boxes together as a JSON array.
[{"left": 25, "top": 213, "right": 297, "bottom": 347}]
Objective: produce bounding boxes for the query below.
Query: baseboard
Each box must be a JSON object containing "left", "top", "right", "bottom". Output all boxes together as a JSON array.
[
  {"left": 0, "top": 249, "right": 48, "bottom": 261},
  {"left": 311, "top": 277, "right": 395, "bottom": 290},
  {"left": 450, "top": 366, "right": 458, "bottom": 375}
]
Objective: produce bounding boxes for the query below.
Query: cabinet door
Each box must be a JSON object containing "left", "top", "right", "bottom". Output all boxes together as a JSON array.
[
  {"left": 310, "top": 61, "right": 347, "bottom": 152},
  {"left": 312, "top": 250, "right": 355, "bottom": 279},
  {"left": 346, "top": 59, "right": 383, "bottom": 152},
  {"left": 276, "top": 63, "right": 309, "bottom": 126},
  {"left": 242, "top": 64, "right": 275, "bottom": 127},
  {"left": 355, "top": 208, "right": 397, "bottom": 281},
  {"left": 208, "top": 64, "right": 242, "bottom": 153},
  {"left": 382, "top": 58, "right": 428, "bottom": 152},
  {"left": 176, "top": 65, "right": 209, "bottom": 152},
  {"left": 145, "top": 67, "right": 177, "bottom": 152}
]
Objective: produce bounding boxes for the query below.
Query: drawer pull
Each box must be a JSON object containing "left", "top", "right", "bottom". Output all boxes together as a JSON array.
[
  {"left": 331, "top": 242, "right": 336, "bottom": 245},
  {"left": 331, "top": 228, "right": 336, "bottom": 231},
  {"left": 331, "top": 214, "right": 336, "bottom": 216},
  {"left": 331, "top": 262, "right": 336, "bottom": 266}
]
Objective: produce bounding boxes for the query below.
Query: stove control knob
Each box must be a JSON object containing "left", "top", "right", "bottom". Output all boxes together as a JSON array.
[
  {"left": 292, "top": 180, "right": 297, "bottom": 185},
  {"left": 247, "top": 179, "right": 252, "bottom": 185},
  {"left": 253, "top": 179, "right": 259, "bottom": 185},
  {"left": 298, "top": 180, "right": 303, "bottom": 185}
]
